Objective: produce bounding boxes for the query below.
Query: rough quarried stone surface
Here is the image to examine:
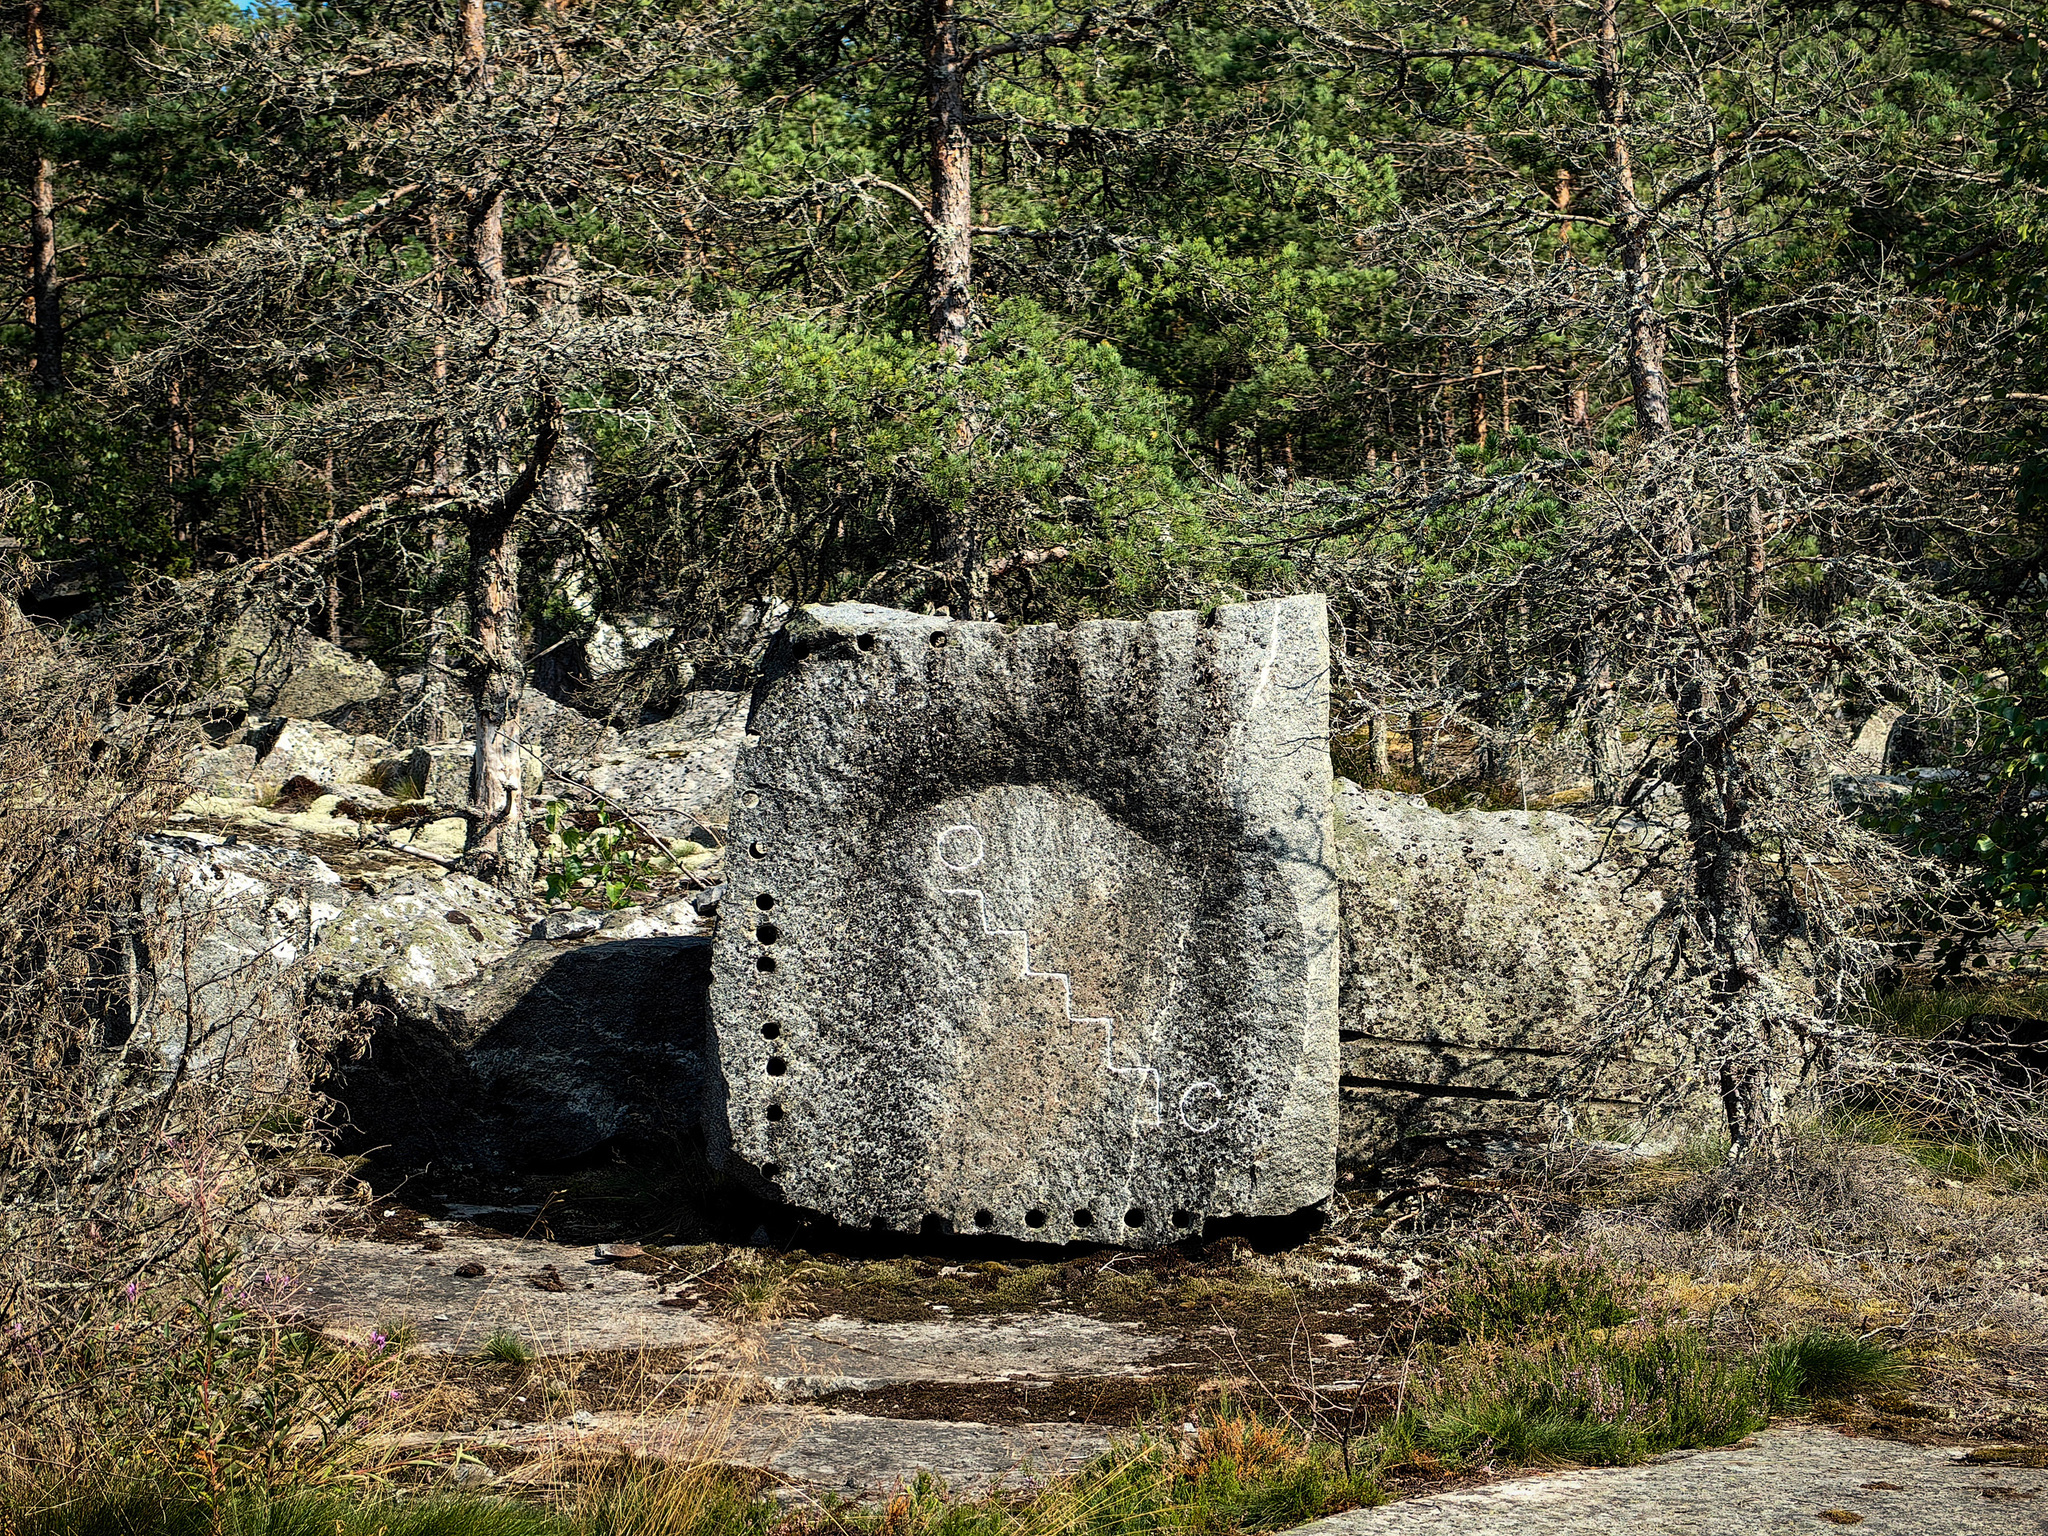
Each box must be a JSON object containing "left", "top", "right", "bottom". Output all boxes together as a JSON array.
[
  {"left": 710, "top": 597, "right": 1338, "bottom": 1245},
  {"left": 213, "top": 617, "right": 394, "bottom": 721},
  {"left": 1288, "top": 1427, "right": 2038, "bottom": 1536},
  {"left": 566, "top": 690, "right": 749, "bottom": 840},
  {"left": 258, "top": 1213, "right": 722, "bottom": 1356},
  {"left": 736, "top": 1312, "right": 1178, "bottom": 1397},
  {"left": 332, "top": 934, "right": 714, "bottom": 1173},
  {"left": 140, "top": 832, "right": 348, "bottom": 1078},
  {"left": 1331, "top": 783, "right": 1682, "bottom": 1159},
  {"left": 252, "top": 718, "right": 389, "bottom": 787}
]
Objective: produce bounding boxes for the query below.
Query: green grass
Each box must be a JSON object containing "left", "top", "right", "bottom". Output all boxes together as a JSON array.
[
  {"left": 1424, "top": 1244, "right": 1640, "bottom": 1344},
  {"left": 1393, "top": 1320, "right": 1778, "bottom": 1469},
  {"left": 1857, "top": 985, "right": 2048, "bottom": 1043},
  {"left": 480, "top": 1328, "right": 534, "bottom": 1366},
  {"left": 1766, "top": 1328, "right": 1908, "bottom": 1403},
  {"left": 3, "top": 1487, "right": 575, "bottom": 1536},
  {"left": 6, "top": 1422, "right": 1373, "bottom": 1536}
]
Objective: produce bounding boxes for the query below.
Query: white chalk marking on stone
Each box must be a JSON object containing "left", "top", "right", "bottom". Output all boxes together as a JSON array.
[
  {"left": 1247, "top": 607, "right": 1284, "bottom": 712},
  {"left": 1178, "top": 1080, "right": 1224, "bottom": 1132},
  {"left": 936, "top": 823, "right": 987, "bottom": 873},
  {"left": 1103, "top": 1024, "right": 1165, "bottom": 1127},
  {"left": 938, "top": 824, "right": 1164, "bottom": 1129}
]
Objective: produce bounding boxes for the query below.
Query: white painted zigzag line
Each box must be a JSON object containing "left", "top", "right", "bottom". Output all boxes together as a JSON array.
[{"left": 942, "top": 886, "right": 1163, "bottom": 1124}]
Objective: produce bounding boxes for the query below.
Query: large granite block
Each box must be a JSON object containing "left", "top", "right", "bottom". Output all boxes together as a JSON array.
[{"left": 708, "top": 597, "right": 1337, "bottom": 1245}]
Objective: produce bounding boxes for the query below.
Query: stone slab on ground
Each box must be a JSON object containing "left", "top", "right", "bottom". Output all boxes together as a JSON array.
[
  {"left": 254, "top": 1217, "right": 721, "bottom": 1356},
  {"left": 432, "top": 1406, "right": 1112, "bottom": 1499},
  {"left": 1288, "top": 1427, "right": 2048, "bottom": 1536},
  {"left": 729, "top": 1311, "right": 1179, "bottom": 1397},
  {"left": 711, "top": 597, "right": 1339, "bottom": 1247}
]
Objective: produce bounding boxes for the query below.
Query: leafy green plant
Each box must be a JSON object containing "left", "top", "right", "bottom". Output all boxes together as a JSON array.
[{"left": 540, "top": 801, "right": 657, "bottom": 910}]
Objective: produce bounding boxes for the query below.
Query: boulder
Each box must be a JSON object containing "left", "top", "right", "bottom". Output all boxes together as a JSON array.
[
  {"left": 531, "top": 616, "right": 682, "bottom": 703},
  {"left": 140, "top": 833, "right": 350, "bottom": 1082},
  {"left": 310, "top": 869, "right": 529, "bottom": 1018},
  {"left": 709, "top": 597, "right": 1339, "bottom": 1246},
  {"left": 383, "top": 669, "right": 468, "bottom": 748},
  {"left": 373, "top": 741, "right": 544, "bottom": 808},
  {"left": 138, "top": 816, "right": 717, "bottom": 1176},
  {"left": 586, "top": 616, "right": 676, "bottom": 678},
  {"left": 1330, "top": 783, "right": 1683, "bottom": 1159},
  {"left": 1832, "top": 767, "right": 1963, "bottom": 813},
  {"left": 563, "top": 691, "right": 747, "bottom": 841},
  {"left": 330, "top": 934, "right": 714, "bottom": 1173},
  {"left": 520, "top": 686, "right": 618, "bottom": 769},
  {"left": 252, "top": 719, "right": 389, "bottom": 788},
  {"left": 211, "top": 617, "right": 393, "bottom": 721},
  {"left": 187, "top": 742, "right": 261, "bottom": 799},
  {"left": 1837, "top": 703, "right": 1908, "bottom": 775}
]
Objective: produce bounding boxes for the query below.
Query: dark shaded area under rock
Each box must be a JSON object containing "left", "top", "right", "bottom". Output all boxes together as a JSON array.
[{"left": 329, "top": 935, "right": 718, "bottom": 1177}]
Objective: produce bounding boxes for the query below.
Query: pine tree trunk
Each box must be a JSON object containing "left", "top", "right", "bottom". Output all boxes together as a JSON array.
[
  {"left": 456, "top": 0, "right": 533, "bottom": 892},
  {"left": 1368, "top": 710, "right": 1392, "bottom": 779},
  {"left": 24, "top": 0, "right": 63, "bottom": 392},
  {"left": 925, "top": 0, "right": 973, "bottom": 361},
  {"left": 924, "top": 0, "right": 988, "bottom": 617},
  {"left": 539, "top": 243, "right": 591, "bottom": 523},
  {"left": 1596, "top": 0, "right": 1670, "bottom": 442}
]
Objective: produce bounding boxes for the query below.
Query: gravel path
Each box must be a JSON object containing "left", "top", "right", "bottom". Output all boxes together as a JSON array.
[{"left": 1292, "top": 1428, "right": 2048, "bottom": 1535}]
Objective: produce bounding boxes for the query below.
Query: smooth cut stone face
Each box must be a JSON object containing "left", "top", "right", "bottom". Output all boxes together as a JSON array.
[{"left": 707, "top": 596, "right": 1338, "bottom": 1246}]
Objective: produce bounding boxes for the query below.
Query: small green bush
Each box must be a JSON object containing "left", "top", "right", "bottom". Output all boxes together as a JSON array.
[
  {"left": 1425, "top": 1245, "right": 1641, "bottom": 1344},
  {"left": 480, "top": 1328, "right": 535, "bottom": 1366},
  {"left": 1398, "top": 1321, "right": 1773, "bottom": 1468},
  {"left": 1765, "top": 1329, "right": 1907, "bottom": 1404}
]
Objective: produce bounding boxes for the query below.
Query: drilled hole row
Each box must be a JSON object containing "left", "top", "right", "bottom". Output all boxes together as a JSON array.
[
  {"left": 859, "top": 1207, "right": 1198, "bottom": 1232},
  {"left": 791, "top": 634, "right": 883, "bottom": 660}
]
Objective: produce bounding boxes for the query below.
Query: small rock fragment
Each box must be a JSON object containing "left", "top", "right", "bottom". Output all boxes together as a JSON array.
[{"left": 534, "top": 909, "right": 602, "bottom": 942}]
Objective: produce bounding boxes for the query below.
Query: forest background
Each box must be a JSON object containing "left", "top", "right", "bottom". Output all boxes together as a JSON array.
[{"left": 4, "top": 0, "right": 2048, "bottom": 1150}]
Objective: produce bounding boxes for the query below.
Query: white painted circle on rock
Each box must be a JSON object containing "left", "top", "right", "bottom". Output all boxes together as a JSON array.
[
  {"left": 936, "top": 823, "right": 986, "bottom": 873},
  {"left": 1179, "top": 1081, "right": 1225, "bottom": 1133}
]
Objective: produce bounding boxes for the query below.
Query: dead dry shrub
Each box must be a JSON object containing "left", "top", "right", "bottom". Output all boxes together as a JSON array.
[{"left": 0, "top": 574, "right": 372, "bottom": 1497}]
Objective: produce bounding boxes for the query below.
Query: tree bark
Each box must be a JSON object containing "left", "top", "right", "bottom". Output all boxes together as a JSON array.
[
  {"left": 1595, "top": 0, "right": 1669, "bottom": 442},
  {"left": 925, "top": 0, "right": 973, "bottom": 361},
  {"left": 456, "top": 0, "right": 534, "bottom": 892},
  {"left": 923, "top": 0, "right": 988, "bottom": 617},
  {"left": 422, "top": 207, "right": 457, "bottom": 746},
  {"left": 23, "top": 0, "right": 64, "bottom": 392},
  {"left": 539, "top": 243, "right": 591, "bottom": 523}
]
